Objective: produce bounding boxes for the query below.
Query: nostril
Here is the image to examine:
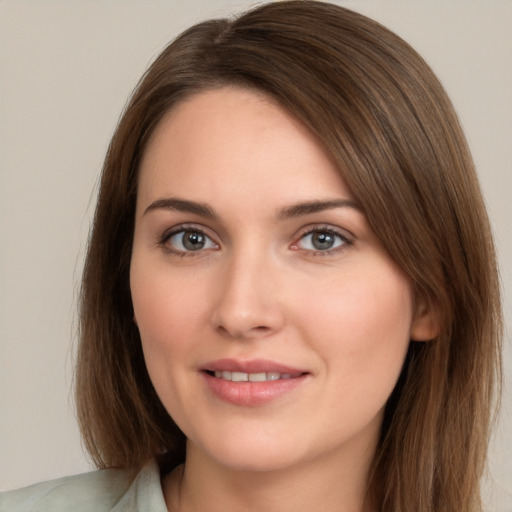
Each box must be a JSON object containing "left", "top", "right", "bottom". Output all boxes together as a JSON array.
[
  {"left": 215, "top": 323, "right": 273, "bottom": 339},
  {"left": 216, "top": 325, "right": 230, "bottom": 336}
]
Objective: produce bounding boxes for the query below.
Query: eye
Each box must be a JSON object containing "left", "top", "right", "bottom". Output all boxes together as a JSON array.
[
  {"left": 295, "top": 228, "right": 349, "bottom": 253},
  {"left": 164, "top": 228, "right": 218, "bottom": 253}
]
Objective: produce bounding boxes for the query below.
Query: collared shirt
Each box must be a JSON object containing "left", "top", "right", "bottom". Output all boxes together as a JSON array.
[{"left": 0, "top": 459, "right": 167, "bottom": 512}]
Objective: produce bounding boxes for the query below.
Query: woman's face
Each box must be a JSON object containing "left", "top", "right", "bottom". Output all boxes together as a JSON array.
[{"left": 130, "top": 87, "right": 431, "bottom": 473}]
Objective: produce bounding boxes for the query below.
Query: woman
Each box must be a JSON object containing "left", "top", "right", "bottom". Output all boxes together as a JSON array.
[{"left": 0, "top": 1, "right": 502, "bottom": 511}]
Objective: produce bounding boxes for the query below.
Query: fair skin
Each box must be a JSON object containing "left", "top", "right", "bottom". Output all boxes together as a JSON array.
[{"left": 130, "top": 87, "right": 435, "bottom": 512}]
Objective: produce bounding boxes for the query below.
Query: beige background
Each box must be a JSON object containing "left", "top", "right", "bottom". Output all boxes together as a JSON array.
[{"left": 0, "top": 1, "right": 510, "bottom": 509}]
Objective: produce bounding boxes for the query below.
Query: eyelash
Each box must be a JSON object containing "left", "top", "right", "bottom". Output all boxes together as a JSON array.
[
  {"left": 292, "top": 225, "right": 353, "bottom": 257},
  {"left": 157, "top": 224, "right": 353, "bottom": 257},
  {"left": 158, "top": 225, "right": 218, "bottom": 257}
]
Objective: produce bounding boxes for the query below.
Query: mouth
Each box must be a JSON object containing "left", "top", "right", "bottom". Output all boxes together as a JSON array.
[
  {"left": 205, "top": 370, "right": 304, "bottom": 382},
  {"left": 200, "top": 359, "right": 309, "bottom": 406}
]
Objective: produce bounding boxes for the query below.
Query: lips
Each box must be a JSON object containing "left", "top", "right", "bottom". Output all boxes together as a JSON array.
[
  {"left": 200, "top": 358, "right": 309, "bottom": 406},
  {"left": 203, "top": 358, "right": 306, "bottom": 374},
  {"left": 212, "top": 370, "right": 301, "bottom": 382}
]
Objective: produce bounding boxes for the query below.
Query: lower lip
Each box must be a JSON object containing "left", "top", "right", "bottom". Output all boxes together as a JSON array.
[{"left": 201, "top": 372, "right": 307, "bottom": 406}]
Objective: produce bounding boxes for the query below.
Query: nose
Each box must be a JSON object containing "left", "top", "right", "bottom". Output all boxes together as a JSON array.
[{"left": 211, "top": 251, "right": 285, "bottom": 340}]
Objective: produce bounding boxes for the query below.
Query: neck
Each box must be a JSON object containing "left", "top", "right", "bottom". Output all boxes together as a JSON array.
[{"left": 162, "top": 437, "right": 377, "bottom": 512}]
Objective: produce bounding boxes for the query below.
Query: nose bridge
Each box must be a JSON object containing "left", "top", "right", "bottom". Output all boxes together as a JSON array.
[{"left": 212, "top": 243, "right": 284, "bottom": 339}]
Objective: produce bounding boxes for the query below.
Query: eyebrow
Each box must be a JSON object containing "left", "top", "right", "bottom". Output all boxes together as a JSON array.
[
  {"left": 276, "top": 199, "right": 362, "bottom": 220},
  {"left": 143, "top": 198, "right": 217, "bottom": 218},
  {"left": 143, "top": 197, "right": 362, "bottom": 220}
]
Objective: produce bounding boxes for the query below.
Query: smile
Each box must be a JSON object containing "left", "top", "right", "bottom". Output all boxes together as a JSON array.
[
  {"left": 212, "top": 371, "right": 302, "bottom": 382},
  {"left": 201, "top": 359, "right": 309, "bottom": 406}
]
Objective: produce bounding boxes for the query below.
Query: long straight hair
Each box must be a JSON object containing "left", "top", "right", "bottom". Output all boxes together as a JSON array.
[{"left": 76, "top": 2, "right": 502, "bottom": 510}]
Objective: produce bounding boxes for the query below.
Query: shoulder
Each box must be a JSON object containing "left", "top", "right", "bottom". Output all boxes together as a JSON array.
[{"left": 0, "top": 459, "right": 167, "bottom": 512}]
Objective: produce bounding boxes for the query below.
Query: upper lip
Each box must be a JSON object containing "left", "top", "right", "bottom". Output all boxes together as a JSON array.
[{"left": 202, "top": 358, "right": 307, "bottom": 374}]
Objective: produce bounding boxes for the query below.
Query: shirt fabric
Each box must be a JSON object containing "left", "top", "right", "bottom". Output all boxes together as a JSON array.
[{"left": 0, "top": 459, "right": 168, "bottom": 512}]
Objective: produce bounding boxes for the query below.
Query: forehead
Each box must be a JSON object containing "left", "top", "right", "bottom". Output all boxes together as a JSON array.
[{"left": 136, "top": 87, "right": 352, "bottom": 214}]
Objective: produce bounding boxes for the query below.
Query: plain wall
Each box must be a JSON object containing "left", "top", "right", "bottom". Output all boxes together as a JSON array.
[{"left": 1, "top": 1, "right": 511, "bottom": 509}]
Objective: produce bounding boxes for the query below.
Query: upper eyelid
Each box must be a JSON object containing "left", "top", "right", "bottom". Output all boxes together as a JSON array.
[
  {"left": 161, "top": 223, "right": 216, "bottom": 240},
  {"left": 294, "top": 223, "right": 354, "bottom": 241}
]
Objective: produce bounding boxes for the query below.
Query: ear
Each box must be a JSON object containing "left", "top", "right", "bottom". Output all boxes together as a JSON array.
[{"left": 410, "top": 295, "right": 440, "bottom": 342}]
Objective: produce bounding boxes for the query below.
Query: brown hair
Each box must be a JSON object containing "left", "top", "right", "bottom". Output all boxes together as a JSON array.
[{"left": 76, "top": 2, "right": 502, "bottom": 510}]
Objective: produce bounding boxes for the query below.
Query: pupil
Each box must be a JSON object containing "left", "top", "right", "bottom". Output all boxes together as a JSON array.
[
  {"left": 183, "top": 231, "right": 205, "bottom": 251},
  {"left": 312, "top": 232, "right": 334, "bottom": 250}
]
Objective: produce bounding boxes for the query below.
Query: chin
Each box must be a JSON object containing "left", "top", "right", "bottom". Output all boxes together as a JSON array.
[
  {"left": 214, "top": 451, "right": 303, "bottom": 474},
  {"left": 189, "top": 431, "right": 307, "bottom": 474}
]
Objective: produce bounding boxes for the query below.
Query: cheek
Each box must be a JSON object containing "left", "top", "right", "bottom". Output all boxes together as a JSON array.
[
  {"left": 300, "top": 266, "right": 412, "bottom": 335},
  {"left": 130, "top": 264, "right": 207, "bottom": 384},
  {"left": 296, "top": 261, "right": 413, "bottom": 391},
  {"left": 130, "top": 265, "right": 210, "bottom": 431},
  {"left": 131, "top": 256, "right": 210, "bottom": 340}
]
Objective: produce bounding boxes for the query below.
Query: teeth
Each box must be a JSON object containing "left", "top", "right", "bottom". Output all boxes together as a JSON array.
[
  {"left": 212, "top": 371, "right": 300, "bottom": 382},
  {"left": 248, "top": 372, "right": 267, "bottom": 382}
]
